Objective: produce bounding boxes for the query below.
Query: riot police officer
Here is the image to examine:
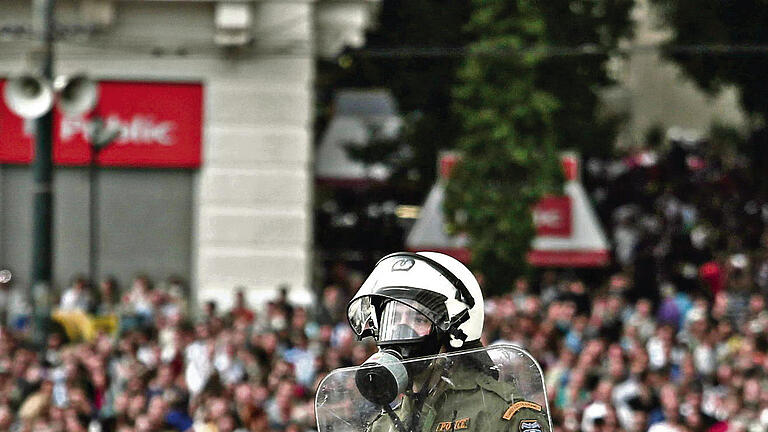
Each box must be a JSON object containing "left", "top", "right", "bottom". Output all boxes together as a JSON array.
[{"left": 344, "top": 251, "right": 551, "bottom": 432}]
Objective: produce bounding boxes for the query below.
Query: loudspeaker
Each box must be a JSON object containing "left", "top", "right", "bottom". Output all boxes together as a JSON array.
[
  {"left": 54, "top": 74, "right": 98, "bottom": 117},
  {"left": 2, "top": 74, "right": 55, "bottom": 119}
]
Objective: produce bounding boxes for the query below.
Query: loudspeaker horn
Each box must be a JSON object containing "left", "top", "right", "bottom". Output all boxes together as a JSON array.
[
  {"left": 54, "top": 74, "right": 99, "bottom": 117},
  {"left": 2, "top": 74, "right": 55, "bottom": 119}
]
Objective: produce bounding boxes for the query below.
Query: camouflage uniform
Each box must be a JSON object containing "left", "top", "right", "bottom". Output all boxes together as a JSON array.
[{"left": 367, "top": 359, "right": 550, "bottom": 432}]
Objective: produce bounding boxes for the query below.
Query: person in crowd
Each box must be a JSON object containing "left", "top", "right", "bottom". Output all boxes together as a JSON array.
[
  {"left": 59, "top": 276, "right": 92, "bottom": 312},
  {"left": 96, "top": 276, "right": 121, "bottom": 316},
  {"left": 0, "top": 270, "right": 30, "bottom": 331}
]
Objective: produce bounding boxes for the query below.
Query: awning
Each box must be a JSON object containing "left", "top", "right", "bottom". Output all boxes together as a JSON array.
[
  {"left": 315, "top": 89, "right": 402, "bottom": 186},
  {"left": 527, "top": 152, "right": 611, "bottom": 267}
]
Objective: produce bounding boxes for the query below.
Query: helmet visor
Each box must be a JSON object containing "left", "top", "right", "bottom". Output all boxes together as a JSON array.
[
  {"left": 348, "top": 295, "right": 378, "bottom": 338},
  {"left": 347, "top": 287, "right": 449, "bottom": 339},
  {"left": 379, "top": 300, "right": 433, "bottom": 343}
]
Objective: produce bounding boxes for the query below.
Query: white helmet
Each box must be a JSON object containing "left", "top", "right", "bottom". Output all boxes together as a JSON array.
[{"left": 347, "top": 251, "right": 484, "bottom": 350}]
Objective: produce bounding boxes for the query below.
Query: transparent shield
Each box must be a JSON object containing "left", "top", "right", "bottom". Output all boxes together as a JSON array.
[{"left": 315, "top": 344, "right": 552, "bottom": 432}]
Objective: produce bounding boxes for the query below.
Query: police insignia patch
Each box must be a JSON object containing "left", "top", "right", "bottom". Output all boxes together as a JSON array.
[
  {"left": 502, "top": 401, "right": 542, "bottom": 420},
  {"left": 519, "top": 419, "right": 542, "bottom": 432}
]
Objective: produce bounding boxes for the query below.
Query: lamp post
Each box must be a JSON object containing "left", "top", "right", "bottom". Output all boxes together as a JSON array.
[
  {"left": 2, "top": 0, "right": 104, "bottom": 348},
  {"left": 88, "top": 117, "right": 120, "bottom": 284},
  {"left": 30, "top": 0, "right": 55, "bottom": 347}
]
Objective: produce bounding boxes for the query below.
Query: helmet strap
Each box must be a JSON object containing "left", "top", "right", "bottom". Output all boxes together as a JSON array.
[{"left": 447, "top": 308, "right": 470, "bottom": 347}]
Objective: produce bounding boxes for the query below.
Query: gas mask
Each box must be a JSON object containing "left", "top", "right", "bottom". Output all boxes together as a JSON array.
[
  {"left": 354, "top": 300, "right": 444, "bottom": 405},
  {"left": 355, "top": 349, "right": 408, "bottom": 405}
]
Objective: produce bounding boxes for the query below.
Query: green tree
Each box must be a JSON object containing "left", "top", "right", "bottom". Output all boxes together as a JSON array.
[
  {"left": 315, "top": 0, "right": 633, "bottom": 278},
  {"left": 445, "top": 0, "right": 564, "bottom": 294},
  {"left": 445, "top": 0, "right": 632, "bottom": 293}
]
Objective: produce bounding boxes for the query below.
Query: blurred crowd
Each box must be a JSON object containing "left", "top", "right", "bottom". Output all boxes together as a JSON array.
[
  {"left": 487, "top": 272, "right": 768, "bottom": 432},
  {"left": 516, "top": 129, "right": 768, "bottom": 432},
  {"left": 0, "top": 130, "right": 766, "bottom": 432},
  {"left": 0, "top": 273, "right": 378, "bottom": 432}
]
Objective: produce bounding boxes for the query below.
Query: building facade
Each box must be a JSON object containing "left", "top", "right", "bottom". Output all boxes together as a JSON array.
[{"left": 0, "top": 0, "right": 375, "bottom": 308}]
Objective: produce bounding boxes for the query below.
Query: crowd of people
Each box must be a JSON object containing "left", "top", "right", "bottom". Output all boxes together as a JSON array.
[
  {"left": 487, "top": 273, "right": 768, "bottom": 432},
  {"left": 0, "top": 130, "right": 766, "bottom": 432},
  {"left": 0, "top": 274, "right": 360, "bottom": 432},
  {"left": 525, "top": 129, "right": 768, "bottom": 432}
]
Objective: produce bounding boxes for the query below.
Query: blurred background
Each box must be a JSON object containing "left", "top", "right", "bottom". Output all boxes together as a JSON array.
[{"left": 1, "top": 0, "right": 768, "bottom": 431}]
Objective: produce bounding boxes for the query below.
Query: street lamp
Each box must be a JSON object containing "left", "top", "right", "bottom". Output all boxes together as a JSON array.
[
  {"left": 87, "top": 116, "right": 121, "bottom": 284},
  {"left": 0, "top": 0, "right": 120, "bottom": 348},
  {"left": 3, "top": 71, "right": 103, "bottom": 340}
]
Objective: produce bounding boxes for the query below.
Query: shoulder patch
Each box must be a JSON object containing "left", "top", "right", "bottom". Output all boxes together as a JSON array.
[
  {"left": 502, "top": 401, "right": 542, "bottom": 420},
  {"left": 519, "top": 419, "right": 542, "bottom": 432}
]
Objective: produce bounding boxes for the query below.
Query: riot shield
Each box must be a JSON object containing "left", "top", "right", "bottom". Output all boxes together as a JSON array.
[{"left": 315, "top": 344, "right": 552, "bottom": 432}]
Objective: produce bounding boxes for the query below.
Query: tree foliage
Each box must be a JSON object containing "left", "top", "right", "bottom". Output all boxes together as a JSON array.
[
  {"left": 315, "top": 0, "right": 633, "bottom": 279},
  {"left": 445, "top": 0, "right": 564, "bottom": 294},
  {"left": 445, "top": 0, "right": 633, "bottom": 293}
]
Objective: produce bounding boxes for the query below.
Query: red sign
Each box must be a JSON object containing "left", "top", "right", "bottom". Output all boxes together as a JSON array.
[
  {"left": 0, "top": 80, "right": 34, "bottom": 164},
  {"left": 0, "top": 80, "right": 203, "bottom": 168},
  {"left": 532, "top": 196, "right": 572, "bottom": 237}
]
